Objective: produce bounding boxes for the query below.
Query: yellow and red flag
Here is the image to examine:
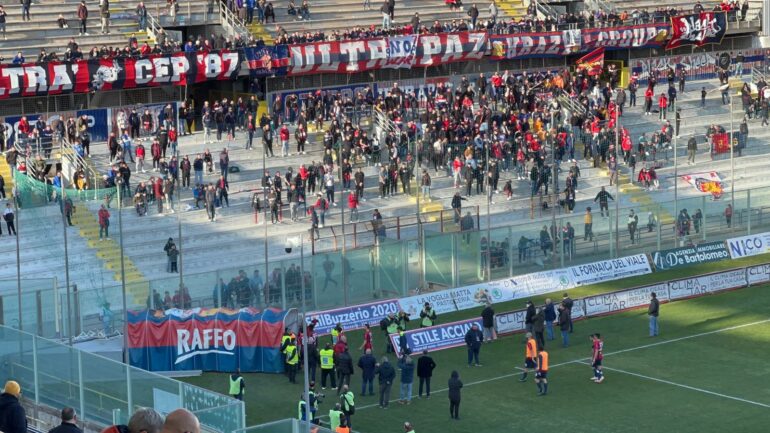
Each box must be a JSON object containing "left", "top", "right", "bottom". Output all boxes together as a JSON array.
[{"left": 576, "top": 47, "right": 605, "bottom": 76}]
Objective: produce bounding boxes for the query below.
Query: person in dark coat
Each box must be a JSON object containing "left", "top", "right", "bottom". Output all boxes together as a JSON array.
[
  {"left": 49, "top": 407, "right": 83, "bottom": 433},
  {"left": 0, "top": 381, "right": 26, "bottom": 433},
  {"left": 533, "top": 308, "right": 546, "bottom": 349},
  {"left": 335, "top": 348, "right": 354, "bottom": 394},
  {"left": 357, "top": 348, "right": 377, "bottom": 396},
  {"left": 558, "top": 304, "right": 570, "bottom": 348},
  {"left": 524, "top": 300, "right": 536, "bottom": 334},
  {"left": 416, "top": 350, "right": 436, "bottom": 398},
  {"left": 464, "top": 323, "right": 484, "bottom": 367},
  {"left": 447, "top": 370, "right": 463, "bottom": 420},
  {"left": 481, "top": 303, "right": 495, "bottom": 341},
  {"left": 375, "top": 356, "right": 396, "bottom": 408}
]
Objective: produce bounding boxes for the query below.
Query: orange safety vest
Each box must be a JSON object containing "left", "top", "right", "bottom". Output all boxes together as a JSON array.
[
  {"left": 526, "top": 338, "right": 537, "bottom": 359},
  {"left": 538, "top": 351, "right": 549, "bottom": 371}
]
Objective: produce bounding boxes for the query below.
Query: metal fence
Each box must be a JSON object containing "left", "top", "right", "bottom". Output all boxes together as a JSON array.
[{"left": 0, "top": 324, "right": 245, "bottom": 432}]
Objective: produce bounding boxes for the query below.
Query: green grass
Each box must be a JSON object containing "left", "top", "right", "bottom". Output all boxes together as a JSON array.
[{"left": 181, "top": 257, "right": 770, "bottom": 432}]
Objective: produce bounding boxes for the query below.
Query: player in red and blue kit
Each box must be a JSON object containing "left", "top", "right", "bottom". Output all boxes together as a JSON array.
[{"left": 590, "top": 333, "right": 604, "bottom": 383}]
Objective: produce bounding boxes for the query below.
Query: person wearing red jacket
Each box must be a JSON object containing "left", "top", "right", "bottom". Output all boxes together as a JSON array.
[
  {"left": 150, "top": 139, "right": 161, "bottom": 171},
  {"left": 644, "top": 87, "right": 654, "bottom": 115},
  {"left": 658, "top": 93, "right": 668, "bottom": 120},
  {"left": 168, "top": 126, "right": 178, "bottom": 156},
  {"left": 135, "top": 142, "right": 146, "bottom": 173},
  {"left": 98, "top": 204, "right": 110, "bottom": 240},
  {"left": 18, "top": 117, "right": 30, "bottom": 136},
  {"left": 347, "top": 192, "right": 359, "bottom": 223},
  {"left": 153, "top": 176, "right": 163, "bottom": 214},
  {"left": 279, "top": 124, "right": 290, "bottom": 157}
]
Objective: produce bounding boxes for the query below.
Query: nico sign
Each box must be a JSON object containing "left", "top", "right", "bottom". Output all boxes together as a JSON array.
[{"left": 725, "top": 232, "right": 770, "bottom": 259}]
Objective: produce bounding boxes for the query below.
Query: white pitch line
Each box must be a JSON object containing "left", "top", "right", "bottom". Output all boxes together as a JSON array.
[
  {"left": 320, "top": 318, "right": 770, "bottom": 416},
  {"left": 584, "top": 363, "right": 770, "bottom": 409}
]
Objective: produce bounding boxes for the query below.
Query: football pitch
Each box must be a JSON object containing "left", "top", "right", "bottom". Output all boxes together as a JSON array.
[{"left": 183, "top": 275, "right": 770, "bottom": 433}]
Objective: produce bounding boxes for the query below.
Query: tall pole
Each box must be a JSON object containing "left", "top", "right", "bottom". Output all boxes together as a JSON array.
[
  {"left": 299, "top": 236, "right": 311, "bottom": 427},
  {"left": 673, "top": 99, "right": 678, "bottom": 234},
  {"left": 263, "top": 148, "right": 269, "bottom": 305},
  {"left": 416, "top": 134, "right": 424, "bottom": 290},
  {"left": 550, "top": 111, "right": 557, "bottom": 267},
  {"left": 118, "top": 184, "right": 128, "bottom": 363},
  {"left": 485, "top": 138, "right": 491, "bottom": 281},
  {"left": 14, "top": 186, "right": 21, "bottom": 331},
  {"left": 614, "top": 97, "right": 620, "bottom": 255},
  {"left": 729, "top": 96, "right": 735, "bottom": 220},
  {"left": 61, "top": 141, "right": 73, "bottom": 346},
  {"left": 338, "top": 149, "right": 347, "bottom": 306}
]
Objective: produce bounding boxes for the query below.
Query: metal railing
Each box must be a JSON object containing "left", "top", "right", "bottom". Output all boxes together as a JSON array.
[{"left": 219, "top": 2, "right": 251, "bottom": 39}]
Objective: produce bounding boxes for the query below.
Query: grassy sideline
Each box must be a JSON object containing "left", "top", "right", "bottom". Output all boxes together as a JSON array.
[{"left": 181, "top": 254, "right": 770, "bottom": 431}]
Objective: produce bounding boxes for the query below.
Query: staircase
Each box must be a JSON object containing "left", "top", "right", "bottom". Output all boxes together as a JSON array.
[
  {"left": 59, "top": 141, "right": 151, "bottom": 306},
  {"left": 0, "top": 157, "right": 14, "bottom": 201},
  {"left": 497, "top": 0, "right": 528, "bottom": 20},
  {"left": 618, "top": 173, "right": 674, "bottom": 225},
  {"left": 220, "top": 4, "right": 274, "bottom": 45}
]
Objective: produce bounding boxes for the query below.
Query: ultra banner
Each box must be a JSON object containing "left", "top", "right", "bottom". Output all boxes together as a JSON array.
[
  {"left": 288, "top": 32, "right": 487, "bottom": 75},
  {"left": 489, "top": 23, "right": 669, "bottom": 60},
  {"left": 0, "top": 50, "right": 243, "bottom": 99},
  {"left": 127, "top": 307, "right": 298, "bottom": 373},
  {"left": 667, "top": 12, "right": 727, "bottom": 50}
]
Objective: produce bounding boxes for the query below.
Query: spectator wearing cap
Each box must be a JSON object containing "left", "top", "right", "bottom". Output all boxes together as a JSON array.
[
  {"left": 49, "top": 407, "right": 83, "bottom": 433},
  {"left": 0, "top": 380, "right": 26, "bottom": 433}
]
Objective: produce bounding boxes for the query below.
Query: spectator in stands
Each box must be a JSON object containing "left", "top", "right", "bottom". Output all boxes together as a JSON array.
[
  {"left": 57, "top": 14, "right": 69, "bottom": 28},
  {"left": 21, "top": 0, "right": 30, "bottom": 21},
  {"left": 0, "top": 381, "right": 25, "bottom": 433},
  {"left": 0, "top": 6, "right": 6, "bottom": 40},
  {"left": 49, "top": 407, "right": 82, "bottom": 433},
  {"left": 160, "top": 409, "right": 199, "bottom": 433},
  {"left": 136, "top": 2, "right": 148, "bottom": 30},
  {"left": 77, "top": 0, "right": 89, "bottom": 36},
  {"left": 468, "top": 3, "right": 479, "bottom": 29},
  {"left": 100, "top": 0, "right": 111, "bottom": 34},
  {"left": 264, "top": 1, "right": 275, "bottom": 23},
  {"left": 487, "top": 1, "right": 497, "bottom": 23},
  {"left": 381, "top": 1, "right": 391, "bottom": 29},
  {"left": 11, "top": 51, "right": 24, "bottom": 65}
]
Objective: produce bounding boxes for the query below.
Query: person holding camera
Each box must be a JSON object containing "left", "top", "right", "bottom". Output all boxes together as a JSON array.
[{"left": 419, "top": 302, "right": 437, "bottom": 328}]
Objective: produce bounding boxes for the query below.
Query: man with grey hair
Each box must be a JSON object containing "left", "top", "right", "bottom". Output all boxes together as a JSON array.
[
  {"left": 49, "top": 407, "right": 82, "bottom": 433},
  {"left": 128, "top": 408, "right": 164, "bottom": 433},
  {"left": 375, "top": 356, "right": 395, "bottom": 408}
]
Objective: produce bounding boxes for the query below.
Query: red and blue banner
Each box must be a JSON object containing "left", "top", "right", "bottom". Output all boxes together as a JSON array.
[
  {"left": 288, "top": 31, "right": 487, "bottom": 75},
  {"left": 389, "top": 318, "right": 483, "bottom": 354},
  {"left": 127, "top": 307, "right": 297, "bottom": 373},
  {"left": 0, "top": 50, "right": 243, "bottom": 99},
  {"left": 244, "top": 45, "right": 290, "bottom": 77},
  {"left": 667, "top": 12, "right": 727, "bottom": 50},
  {"left": 579, "top": 23, "right": 670, "bottom": 51},
  {"left": 306, "top": 299, "right": 401, "bottom": 336}
]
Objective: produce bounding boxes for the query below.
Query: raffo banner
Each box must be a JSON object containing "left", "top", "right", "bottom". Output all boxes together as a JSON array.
[
  {"left": 0, "top": 50, "right": 243, "bottom": 99},
  {"left": 127, "top": 307, "right": 298, "bottom": 373},
  {"left": 287, "top": 31, "right": 488, "bottom": 75}
]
